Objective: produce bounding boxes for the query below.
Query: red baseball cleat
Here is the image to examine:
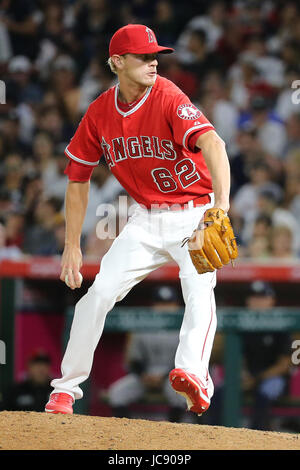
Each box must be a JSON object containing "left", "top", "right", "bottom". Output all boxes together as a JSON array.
[
  {"left": 169, "top": 368, "right": 210, "bottom": 416},
  {"left": 45, "top": 393, "right": 74, "bottom": 414}
]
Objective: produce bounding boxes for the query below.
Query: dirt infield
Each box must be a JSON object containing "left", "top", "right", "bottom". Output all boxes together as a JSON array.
[{"left": 0, "top": 411, "right": 299, "bottom": 450}]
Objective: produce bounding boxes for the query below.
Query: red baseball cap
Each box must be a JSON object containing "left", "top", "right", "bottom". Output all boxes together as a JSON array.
[{"left": 109, "top": 24, "right": 174, "bottom": 57}]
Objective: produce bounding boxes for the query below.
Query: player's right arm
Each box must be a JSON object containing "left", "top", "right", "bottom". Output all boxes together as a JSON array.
[
  {"left": 60, "top": 101, "right": 102, "bottom": 289},
  {"left": 60, "top": 180, "right": 90, "bottom": 289}
]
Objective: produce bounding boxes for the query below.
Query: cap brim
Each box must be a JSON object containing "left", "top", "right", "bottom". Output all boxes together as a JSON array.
[
  {"left": 133, "top": 45, "right": 174, "bottom": 54},
  {"left": 112, "top": 45, "right": 174, "bottom": 56},
  {"left": 156, "top": 45, "right": 174, "bottom": 54}
]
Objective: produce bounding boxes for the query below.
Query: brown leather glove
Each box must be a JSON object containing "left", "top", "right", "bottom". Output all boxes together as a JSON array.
[{"left": 183, "top": 208, "right": 238, "bottom": 274}]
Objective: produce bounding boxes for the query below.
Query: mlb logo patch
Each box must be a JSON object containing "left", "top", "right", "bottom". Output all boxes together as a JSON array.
[{"left": 177, "top": 104, "right": 202, "bottom": 120}]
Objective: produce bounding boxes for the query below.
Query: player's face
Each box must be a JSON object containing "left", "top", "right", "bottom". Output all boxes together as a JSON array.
[{"left": 120, "top": 53, "right": 158, "bottom": 87}]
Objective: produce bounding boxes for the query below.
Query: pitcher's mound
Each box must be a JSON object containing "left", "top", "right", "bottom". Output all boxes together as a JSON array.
[{"left": 0, "top": 411, "right": 299, "bottom": 450}]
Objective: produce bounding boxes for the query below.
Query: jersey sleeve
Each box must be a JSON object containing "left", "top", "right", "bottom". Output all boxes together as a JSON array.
[
  {"left": 167, "top": 93, "right": 215, "bottom": 152},
  {"left": 64, "top": 160, "right": 94, "bottom": 182},
  {"left": 64, "top": 107, "right": 101, "bottom": 167}
]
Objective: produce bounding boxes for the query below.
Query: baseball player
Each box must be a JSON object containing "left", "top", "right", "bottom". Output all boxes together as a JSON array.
[{"left": 45, "top": 24, "right": 237, "bottom": 416}]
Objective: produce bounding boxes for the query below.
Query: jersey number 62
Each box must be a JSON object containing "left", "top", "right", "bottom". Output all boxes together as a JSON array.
[{"left": 151, "top": 158, "right": 200, "bottom": 193}]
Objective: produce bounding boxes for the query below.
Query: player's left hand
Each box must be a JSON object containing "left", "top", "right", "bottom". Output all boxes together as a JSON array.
[{"left": 182, "top": 208, "right": 238, "bottom": 274}]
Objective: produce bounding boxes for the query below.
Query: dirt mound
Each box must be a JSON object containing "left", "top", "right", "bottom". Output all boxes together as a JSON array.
[{"left": 0, "top": 411, "right": 299, "bottom": 450}]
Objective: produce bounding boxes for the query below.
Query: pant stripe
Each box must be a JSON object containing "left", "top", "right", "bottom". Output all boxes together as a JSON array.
[{"left": 201, "top": 281, "right": 215, "bottom": 362}]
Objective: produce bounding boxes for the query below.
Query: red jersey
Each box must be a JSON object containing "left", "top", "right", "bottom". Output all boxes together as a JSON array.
[{"left": 65, "top": 75, "right": 215, "bottom": 208}]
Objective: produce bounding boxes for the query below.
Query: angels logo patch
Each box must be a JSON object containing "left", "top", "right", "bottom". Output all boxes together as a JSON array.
[{"left": 177, "top": 104, "right": 202, "bottom": 120}]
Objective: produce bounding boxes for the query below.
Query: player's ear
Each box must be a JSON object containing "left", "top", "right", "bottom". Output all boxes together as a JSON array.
[{"left": 111, "top": 54, "right": 124, "bottom": 71}]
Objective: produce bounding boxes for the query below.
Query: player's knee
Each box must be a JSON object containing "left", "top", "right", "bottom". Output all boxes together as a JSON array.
[
  {"left": 91, "top": 273, "right": 133, "bottom": 309},
  {"left": 89, "top": 275, "right": 118, "bottom": 307}
]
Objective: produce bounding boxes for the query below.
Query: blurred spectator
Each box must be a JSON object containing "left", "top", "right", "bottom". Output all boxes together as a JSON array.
[
  {"left": 49, "top": 54, "right": 81, "bottom": 124},
  {"left": 231, "top": 161, "right": 281, "bottom": 245},
  {"left": 289, "top": 191, "right": 300, "bottom": 236},
  {"left": 282, "top": 113, "right": 300, "bottom": 159},
  {"left": 252, "top": 213, "right": 273, "bottom": 239},
  {"left": 4, "top": 210, "right": 24, "bottom": 248},
  {"left": 240, "top": 95, "right": 287, "bottom": 159},
  {"left": 241, "top": 34, "right": 285, "bottom": 89},
  {"left": 275, "top": 67, "right": 300, "bottom": 122},
  {"left": 246, "top": 233, "right": 271, "bottom": 260},
  {"left": 241, "top": 186, "right": 299, "bottom": 253},
  {"left": 21, "top": 172, "right": 44, "bottom": 220},
  {"left": 228, "top": 53, "right": 260, "bottom": 111},
  {"left": 267, "top": 2, "right": 300, "bottom": 54},
  {"left": 257, "top": 188, "right": 299, "bottom": 252},
  {"left": 230, "top": 123, "right": 263, "bottom": 195},
  {"left": 78, "top": 58, "right": 116, "bottom": 114},
  {"left": 1, "top": 152, "right": 25, "bottom": 207},
  {"left": 245, "top": 214, "right": 272, "bottom": 259},
  {"left": 6, "top": 56, "right": 39, "bottom": 145},
  {"left": 23, "top": 196, "right": 63, "bottom": 255},
  {"left": 197, "top": 71, "right": 239, "bottom": 151},
  {"left": 0, "top": 131, "right": 8, "bottom": 159},
  {"left": 7, "top": 55, "right": 42, "bottom": 104},
  {"left": 283, "top": 151, "right": 300, "bottom": 227},
  {"left": 0, "top": 0, "right": 41, "bottom": 60},
  {"left": 43, "top": 143, "right": 69, "bottom": 200},
  {"left": 280, "top": 39, "right": 300, "bottom": 72},
  {"left": 35, "top": 104, "right": 74, "bottom": 144},
  {"left": 270, "top": 225, "right": 294, "bottom": 260},
  {"left": 73, "top": 0, "right": 122, "bottom": 64},
  {"left": 159, "top": 54, "right": 198, "bottom": 99},
  {"left": 176, "top": 1, "right": 225, "bottom": 55},
  {"left": 0, "top": 111, "right": 25, "bottom": 154},
  {"left": 242, "top": 281, "right": 291, "bottom": 430},
  {"left": 107, "top": 284, "right": 186, "bottom": 422},
  {"left": 32, "top": 130, "right": 55, "bottom": 174},
  {"left": 176, "top": 28, "right": 224, "bottom": 82},
  {"left": 0, "top": 188, "right": 15, "bottom": 218},
  {"left": 152, "top": 0, "right": 180, "bottom": 47},
  {"left": 125, "top": 0, "right": 155, "bottom": 26},
  {"left": 0, "top": 351, "right": 52, "bottom": 412},
  {"left": 216, "top": 17, "right": 244, "bottom": 69},
  {"left": 235, "top": 0, "right": 268, "bottom": 38},
  {"left": 0, "top": 5, "right": 12, "bottom": 63},
  {"left": 0, "top": 220, "right": 22, "bottom": 260},
  {"left": 35, "top": 2, "right": 81, "bottom": 76},
  {"left": 284, "top": 149, "right": 300, "bottom": 184}
]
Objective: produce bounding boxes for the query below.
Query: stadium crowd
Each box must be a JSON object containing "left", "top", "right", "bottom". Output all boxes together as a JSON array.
[{"left": 0, "top": 0, "right": 300, "bottom": 261}]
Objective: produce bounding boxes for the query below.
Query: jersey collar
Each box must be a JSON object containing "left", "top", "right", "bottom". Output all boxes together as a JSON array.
[{"left": 114, "top": 83, "right": 152, "bottom": 117}]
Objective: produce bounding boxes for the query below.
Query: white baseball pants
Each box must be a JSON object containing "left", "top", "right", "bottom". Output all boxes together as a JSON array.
[{"left": 51, "top": 199, "right": 217, "bottom": 401}]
